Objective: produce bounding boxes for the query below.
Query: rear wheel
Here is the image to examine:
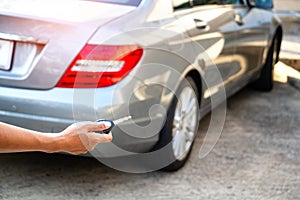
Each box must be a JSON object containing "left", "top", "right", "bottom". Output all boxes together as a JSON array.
[
  {"left": 155, "top": 77, "right": 199, "bottom": 171},
  {"left": 252, "top": 37, "right": 278, "bottom": 91}
]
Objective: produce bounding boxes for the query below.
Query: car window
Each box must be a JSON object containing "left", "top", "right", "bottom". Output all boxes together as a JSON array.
[
  {"left": 173, "top": 0, "right": 241, "bottom": 10},
  {"left": 193, "top": 0, "right": 218, "bottom": 6},
  {"left": 173, "top": 0, "right": 192, "bottom": 10},
  {"left": 254, "top": 0, "right": 273, "bottom": 9},
  {"left": 193, "top": 0, "right": 240, "bottom": 6},
  {"left": 86, "top": 0, "right": 142, "bottom": 6},
  {"left": 222, "top": 0, "right": 241, "bottom": 4}
]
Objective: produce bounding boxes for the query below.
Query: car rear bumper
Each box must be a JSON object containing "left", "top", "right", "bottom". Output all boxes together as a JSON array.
[{"left": 0, "top": 85, "right": 161, "bottom": 156}]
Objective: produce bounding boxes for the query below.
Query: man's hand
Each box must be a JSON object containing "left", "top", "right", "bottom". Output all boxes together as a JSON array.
[{"left": 53, "top": 122, "right": 113, "bottom": 155}]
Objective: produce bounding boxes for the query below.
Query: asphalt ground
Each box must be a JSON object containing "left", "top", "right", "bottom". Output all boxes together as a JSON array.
[{"left": 0, "top": 79, "right": 299, "bottom": 200}]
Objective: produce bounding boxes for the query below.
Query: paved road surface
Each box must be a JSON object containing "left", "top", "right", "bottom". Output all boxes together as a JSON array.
[
  {"left": 0, "top": 82, "right": 299, "bottom": 200},
  {"left": 274, "top": 0, "right": 300, "bottom": 11}
]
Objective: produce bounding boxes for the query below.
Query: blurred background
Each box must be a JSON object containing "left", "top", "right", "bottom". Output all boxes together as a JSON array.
[{"left": 273, "top": 0, "right": 300, "bottom": 84}]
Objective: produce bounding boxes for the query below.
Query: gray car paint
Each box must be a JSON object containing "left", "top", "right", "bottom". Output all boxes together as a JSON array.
[{"left": 0, "top": 0, "right": 281, "bottom": 155}]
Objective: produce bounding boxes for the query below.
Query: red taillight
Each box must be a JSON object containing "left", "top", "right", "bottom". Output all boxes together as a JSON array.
[{"left": 56, "top": 44, "right": 143, "bottom": 88}]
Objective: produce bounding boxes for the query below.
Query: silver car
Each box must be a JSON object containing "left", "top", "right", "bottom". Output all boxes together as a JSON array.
[{"left": 0, "top": 0, "right": 282, "bottom": 171}]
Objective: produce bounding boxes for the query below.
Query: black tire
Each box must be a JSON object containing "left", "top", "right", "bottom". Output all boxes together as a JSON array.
[
  {"left": 153, "top": 77, "right": 200, "bottom": 171},
  {"left": 252, "top": 37, "right": 278, "bottom": 91}
]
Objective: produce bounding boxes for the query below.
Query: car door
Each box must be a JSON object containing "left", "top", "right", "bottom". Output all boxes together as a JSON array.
[
  {"left": 232, "top": 0, "right": 272, "bottom": 76},
  {"left": 172, "top": 0, "right": 240, "bottom": 103}
]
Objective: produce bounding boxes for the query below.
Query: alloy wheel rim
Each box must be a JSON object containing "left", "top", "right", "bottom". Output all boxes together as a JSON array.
[{"left": 172, "top": 86, "right": 198, "bottom": 161}]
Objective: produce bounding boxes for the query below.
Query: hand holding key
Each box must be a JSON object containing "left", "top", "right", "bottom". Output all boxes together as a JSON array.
[
  {"left": 97, "top": 116, "right": 132, "bottom": 134},
  {"left": 0, "top": 121, "right": 113, "bottom": 155}
]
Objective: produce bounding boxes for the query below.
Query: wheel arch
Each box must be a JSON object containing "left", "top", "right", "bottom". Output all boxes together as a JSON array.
[
  {"left": 275, "top": 25, "right": 283, "bottom": 63},
  {"left": 185, "top": 70, "right": 202, "bottom": 106}
]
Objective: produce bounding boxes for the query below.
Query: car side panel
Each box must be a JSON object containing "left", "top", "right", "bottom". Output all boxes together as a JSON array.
[{"left": 233, "top": 7, "right": 273, "bottom": 73}]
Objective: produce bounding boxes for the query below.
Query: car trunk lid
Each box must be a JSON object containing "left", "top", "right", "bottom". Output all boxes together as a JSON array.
[{"left": 0, "top": 0, "right": 135, "bottom": 89}]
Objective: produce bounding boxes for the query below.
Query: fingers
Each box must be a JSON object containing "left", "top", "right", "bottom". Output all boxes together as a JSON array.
[
  {"left": 76, "top": 132, "right": 112, "bottom": 154},
  {"left": 75, "top": 122, "right": 113, "bottom": 144},
  {"left": 64, "top": 122, "right": 113, "bottom": 155},
  {"left": 65, "top": 133, "right": 111, "bottom": 155},
  {"left": 76, "top": 121, "right": 112, "bottom": 132},
  {"left": 91, "top": 132, "right": 113, "bottom": 143},
  {"left": 68, "top": 150, "right": 88, "bottom": 155}
]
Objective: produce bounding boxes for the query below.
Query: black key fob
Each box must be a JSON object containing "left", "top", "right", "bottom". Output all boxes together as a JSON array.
[{"left": 96, "top": 119, "right": 115, "bottom": 134}]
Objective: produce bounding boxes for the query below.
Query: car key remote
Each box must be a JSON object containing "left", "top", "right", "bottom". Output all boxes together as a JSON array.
[{"left": 97, "top": 116, "right": 132, "bottom": 134}]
